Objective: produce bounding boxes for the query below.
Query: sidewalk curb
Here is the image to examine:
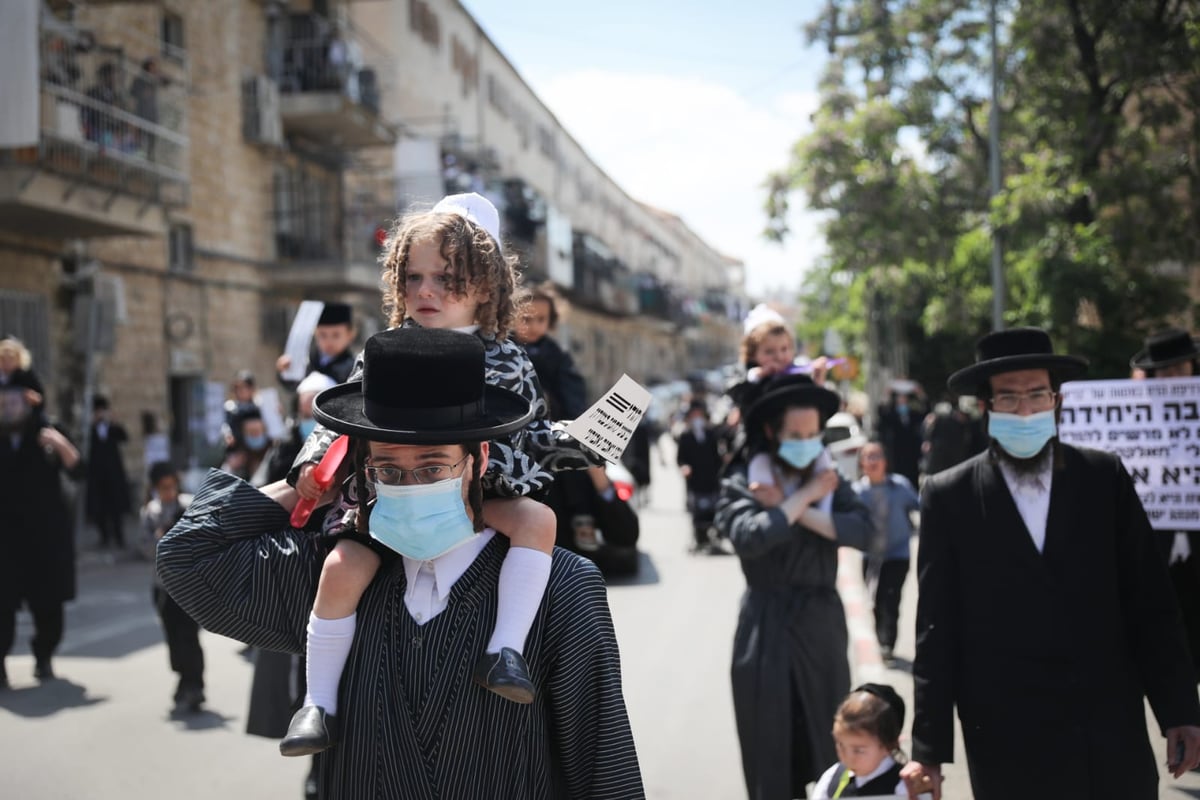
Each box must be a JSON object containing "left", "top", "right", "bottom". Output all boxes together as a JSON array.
[{"left": 837, "top": 548, "right": 886, "bottom": 685}]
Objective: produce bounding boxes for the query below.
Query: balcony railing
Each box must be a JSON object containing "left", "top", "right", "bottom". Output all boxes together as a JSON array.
[
  {"left": 267, "top": 12, "right": 395, "bottom": 147},
  {"left": 0, "top": 23, "right": 189, "bottom": 211},
  {"left": 271, "top": 172, "right": 396, "bottom": 291},
  {"left": 571, "top": 232, "right": 639, "bottom": 316}
]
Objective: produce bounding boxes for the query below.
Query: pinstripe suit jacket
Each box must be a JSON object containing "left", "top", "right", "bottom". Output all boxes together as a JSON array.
[{"left": 157, "top": 470, "right": 644, "bottom": 799}]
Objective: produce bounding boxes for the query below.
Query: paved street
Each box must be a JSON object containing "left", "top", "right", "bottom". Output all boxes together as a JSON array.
[{"left": 4, "top": 450, "right": 1200, "bottom": 798}]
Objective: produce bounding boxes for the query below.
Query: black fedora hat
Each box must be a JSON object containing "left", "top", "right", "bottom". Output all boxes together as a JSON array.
[
  {"left": 948, "top": 327, "right": 1087, "bottom": 394},
  {"left": 313, "top": 327, "right": 532, "bottom": 444},
  {"left": 1130, "top": 328, "right": 1200, "bottom": 371},
  {"left": 745, "top": 373, "right": 841, "bottom": 433}
]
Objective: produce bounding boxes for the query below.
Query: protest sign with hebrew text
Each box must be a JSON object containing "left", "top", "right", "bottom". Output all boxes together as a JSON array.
[{"left": 1059, "top": 377, "right": 1200, "bottom": 530}]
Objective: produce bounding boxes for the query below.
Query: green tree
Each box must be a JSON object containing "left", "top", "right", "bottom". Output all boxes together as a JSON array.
[{"left": 769, "top": 0, "right": 1198, "bottom": 388}]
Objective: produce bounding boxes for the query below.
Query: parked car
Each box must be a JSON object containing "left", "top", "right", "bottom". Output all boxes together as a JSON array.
[{"left": 548, "top": 461, "right": 641, "bottom": 577}]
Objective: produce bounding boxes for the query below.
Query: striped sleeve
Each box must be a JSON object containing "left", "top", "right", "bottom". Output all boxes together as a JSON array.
[
  {"left": 543, "top": 558, "right": 645, "bottom": 798},
  {"left": 156, "top": 469, "right": 322, "bottom": 654}
]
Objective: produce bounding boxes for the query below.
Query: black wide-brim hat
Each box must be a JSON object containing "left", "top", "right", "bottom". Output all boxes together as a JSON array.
[
  {"left": 313, "top": 327, "right": 533, "bottom": 444},
  {"left": 745, "top": 373, "right": 841, "bottom": 433},
  {"left": 948, "top": 327, "right": 1087, "bottom": 394},
  {"left": 1130, "top": 328, "right": 1200, "bottom": 371}
]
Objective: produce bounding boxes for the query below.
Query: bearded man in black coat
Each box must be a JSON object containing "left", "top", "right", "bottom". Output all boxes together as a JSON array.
[{"left": 901, "top": 328, "right": 1200, "bottom": 800}]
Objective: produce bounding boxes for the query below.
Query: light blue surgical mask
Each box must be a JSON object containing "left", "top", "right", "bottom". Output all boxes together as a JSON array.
[
  {"left": 298, "top": 418, "right": 318, "bottom": 439},
  {"left": 244, "top": 433, "right": 268, "bottom": 450},
  {"left": 988, "top": 410, "right": 1057, "bottom": 459},
  {"left": 778, "top": 437, "right": 824, "bottom": 470},
  {"left": 369, "top": 475, "right": 477, "bottom": 560}
]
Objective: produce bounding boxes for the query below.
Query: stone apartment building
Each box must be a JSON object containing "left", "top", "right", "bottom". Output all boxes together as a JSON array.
[{"left": 0, "top": 0, "right": 743, "bottom": 499}]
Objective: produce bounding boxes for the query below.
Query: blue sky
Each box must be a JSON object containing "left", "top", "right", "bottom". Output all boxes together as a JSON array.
[{"left": 459, "top": 0, "right": 831, "bottom": 297}]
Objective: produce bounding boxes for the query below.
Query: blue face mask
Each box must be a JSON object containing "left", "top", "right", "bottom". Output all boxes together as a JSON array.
[
  {"left": 988, "top": 410, "right": 1057, "bottom": 459},
  {"left": 369, "top": 475, "right": 477, "bottom": 560},
  {"left": 778, "top": 437, "right": 824, "bottom": 470},
  {"left": 298, "top": 418, "right": 318, "bottom": 439},
  {"left": 244, "top": 433, "right": 268, "bottom": 450}
]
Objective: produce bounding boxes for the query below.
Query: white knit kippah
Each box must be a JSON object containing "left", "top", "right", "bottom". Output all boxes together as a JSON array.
[
  {"left": 432, "top": 192, "right": 502, "bottom": 250},
  {"left": 742, "top": 303, "right": 786, "bottom": 335}
]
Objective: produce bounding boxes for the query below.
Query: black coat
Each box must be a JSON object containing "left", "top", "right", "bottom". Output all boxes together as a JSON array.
[
  {"left": 278, "top": 347, "right": 357, "bottom": 392},
  {"left": 1158, "top": 530, "right": 1200, "bottom": 680},
  {"left": 522, "top": 335, "right": 587, "bottom": 421},
  {"left": 676, "top": 428, "right": 723, "bottom": 494},
  {"left": 715, "top": 468, "right": 872, "bottom": 800},
  {"left": 876, "top": 405, "right": 924, "bottom": 485},
  {"left": 912, "top": 445, "right": 1200, "bottom": 799},
  {"left": 0, "top": 423, "right": 83, "bottom": 608},
  {"left": 86, "top": 420, "right": 130, "bottom": 518},
  {"left": 158, "top": 470, "right": 644, "bottom": 799}
]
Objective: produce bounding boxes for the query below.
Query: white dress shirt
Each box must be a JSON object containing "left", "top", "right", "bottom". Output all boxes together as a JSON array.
[
  {"left": 997, "top": 456, "right": 1054, "bottom": 553},
  {"left": 402, "top": 529, "right": 495, "bottom": 625},
  {"left": 1169, "top": 532, "right": 1192, "bottom": 565}
]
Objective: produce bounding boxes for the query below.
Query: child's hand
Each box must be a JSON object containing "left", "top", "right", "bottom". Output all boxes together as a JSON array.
[
  {"left": 295, "top": 463, "right": 323, "bottom": 500},
  {"left": 275, "top": 353, "right": 291, "bottom": 372},
  {"left": 749, "top": 482, "right": 784, "bottom": 507},
  {"left": 809, "top": 356, "right": 829, "bottom": 386}
]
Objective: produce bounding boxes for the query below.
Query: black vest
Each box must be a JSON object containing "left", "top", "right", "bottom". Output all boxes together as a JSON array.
[{"left": 828, "top": 761, "right": 904, "bottom": 797}]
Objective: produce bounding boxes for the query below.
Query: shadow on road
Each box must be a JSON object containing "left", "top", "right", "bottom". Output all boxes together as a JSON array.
[
  {"left": 0, "top": 678, "right": 106, "bottom": 718},
  {"left": 166, "top": 706, "right": 237, "bottom": 731},
  {"left": 605, "top": 552, "right": 661, "bottom": 587}
]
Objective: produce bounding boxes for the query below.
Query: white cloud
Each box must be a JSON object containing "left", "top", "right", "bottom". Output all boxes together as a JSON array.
[{"left": 535, "top": 70, "right": 824, "bottom": 297}]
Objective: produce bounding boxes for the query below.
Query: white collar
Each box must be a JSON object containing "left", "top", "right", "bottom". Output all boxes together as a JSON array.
[
  {"left": 854, "top": 754, "right": 897, "bottom": 786},
  {"left": 401, "top": 528, "right": 495, "bottom": 602},
  {"left": 452, "top": 324, "right": 480, "bottom": 335}
]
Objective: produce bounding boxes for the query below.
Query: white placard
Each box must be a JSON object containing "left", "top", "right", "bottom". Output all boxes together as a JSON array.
[
  {"left": 564, "top": 374, "right": 652, "bottom": 464},
  {"left": 255, "top": 388, "right": 287, "bottom": 440},
  {"left": 204, "top": 381, "right": 227, "bottom": 447},
  {"left": 1059, "top": 377, "right": 1200, "bottom": 530},
  {"left": 280, "top": 301, "right": 325, "bottom": 382},
  {"left": 142, "top": 432, "right": 170, "bottom": 471}
]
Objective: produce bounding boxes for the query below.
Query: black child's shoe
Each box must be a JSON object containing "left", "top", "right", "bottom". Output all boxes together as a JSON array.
[
  {"left": 280, "top": 705, "right": 338, "bottom": 757},
  {"left": 472, "top": 647, "right": 535, "bottom": 704},
  {"left": 34, "top": 659, "right": 54, "bottom": 681}
]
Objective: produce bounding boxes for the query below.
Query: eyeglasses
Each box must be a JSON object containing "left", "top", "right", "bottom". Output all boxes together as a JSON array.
[
  {"left": 364, "top": 455, "right": 469, "bottom": 486},
  {"left": 989, "top": 389, "right": 1057, "bottom": 414}
]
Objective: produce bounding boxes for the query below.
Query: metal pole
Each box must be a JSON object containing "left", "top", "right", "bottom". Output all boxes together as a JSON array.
[
  {"left": 73, "top": 268, "right": 100, "bottom": 544},
  {"left": 989, "top": 0, "right": 1005, "bottom": 330}
]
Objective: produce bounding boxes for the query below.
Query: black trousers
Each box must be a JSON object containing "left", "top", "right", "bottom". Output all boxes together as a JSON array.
[
  {"left": 95, "top": 511, "right": 125, "bottom": 548},
  {"left": 863, "top": 558, "right": 910, "bottom": 650},
  {"left": 0, "top": 599, "right": 65, "bottom": 662},
  {"left": 153, "top": 585, "right": 204, "bottom": 691}
]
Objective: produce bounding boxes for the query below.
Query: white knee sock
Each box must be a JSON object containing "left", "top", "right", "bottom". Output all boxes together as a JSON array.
[
  {"left": 485, "top": 546, "right": 552, "bottom": 655},
  {"left": 303, "top": 611, "right": 357, "bottom": 715}
]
